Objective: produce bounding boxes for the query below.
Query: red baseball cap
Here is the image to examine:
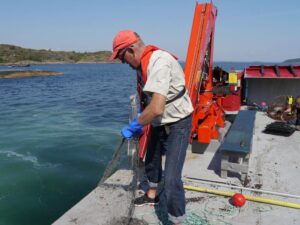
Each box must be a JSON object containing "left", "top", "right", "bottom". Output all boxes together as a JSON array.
[{"left": 110, "top": 30, "right": 141, "bottom": 60}]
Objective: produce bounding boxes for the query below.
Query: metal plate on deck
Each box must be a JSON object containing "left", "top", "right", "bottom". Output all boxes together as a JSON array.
[{"left": 220, "top": 110, "right": 256, "bottom": 154}]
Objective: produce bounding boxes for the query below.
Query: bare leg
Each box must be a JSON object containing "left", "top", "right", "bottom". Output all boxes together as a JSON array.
[{"left": 146, "top": 188, "right": 156, "bottom": 199}]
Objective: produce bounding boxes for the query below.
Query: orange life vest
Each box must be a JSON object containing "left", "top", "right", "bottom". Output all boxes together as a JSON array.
[{"left": 137, "top": 45, "right": 178, "bottom": 109}]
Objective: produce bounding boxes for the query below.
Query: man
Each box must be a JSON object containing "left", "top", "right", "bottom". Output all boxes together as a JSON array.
[
  {"left": 285, "top": 95, "right": 300, "bottom": 130},
  {"left": 110, "top": 30, "right": 193, "bottom": 225}
]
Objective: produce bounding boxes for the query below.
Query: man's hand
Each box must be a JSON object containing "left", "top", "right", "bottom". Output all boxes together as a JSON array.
[{"left": 121, "top": 118, "right": 143, "bottom": 140}]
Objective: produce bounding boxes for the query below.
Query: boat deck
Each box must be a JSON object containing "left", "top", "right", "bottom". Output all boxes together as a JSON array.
[{"left": 53, "top": 111, "right": 300, "bottom": 225}]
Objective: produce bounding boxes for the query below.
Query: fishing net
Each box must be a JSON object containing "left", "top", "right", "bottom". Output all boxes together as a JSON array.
[
  {"left": 97, "top": 95, "right": 142, "bottom": 225},
  {"left": 264, "top": 121, "right": 296, "bottom": 136},
  {"left": 97, "top": 136, "right": 143, "bottom": 225}
]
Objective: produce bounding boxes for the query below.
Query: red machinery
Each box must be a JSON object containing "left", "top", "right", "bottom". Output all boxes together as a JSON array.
[{"left": 184, "top": 2, "right": 225, "bottom": 153}]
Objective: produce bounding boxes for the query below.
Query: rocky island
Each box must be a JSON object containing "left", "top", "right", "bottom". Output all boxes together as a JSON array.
[
  {"left": 0, "top": 44, "right": 112, "bottom": 64},
  {"left": 0, "top": 70, "right": 63, "bottom": 79},
  {"left": 283, "top": 58, "right": 300, "bottom": 64},
  {"left": 0, "top": 44, "right": 116, "bottom": 78}
]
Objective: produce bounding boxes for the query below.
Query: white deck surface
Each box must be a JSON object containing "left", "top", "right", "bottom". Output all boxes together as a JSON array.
[{"left": 53, "top": 111, "right": 300, "bottom": 225}]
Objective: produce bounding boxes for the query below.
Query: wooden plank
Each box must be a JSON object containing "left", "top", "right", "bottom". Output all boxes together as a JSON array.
[
  {"left": 221, "top": 154, "right": 229, "bottom": 178},
  {"left": 221, "top": 161, "right": 248, "bottom": 173}
]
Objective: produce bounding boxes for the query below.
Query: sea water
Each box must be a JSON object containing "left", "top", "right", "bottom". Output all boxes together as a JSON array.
[{"left": 0, "top": 64, "right": 136, "bottom": 225}]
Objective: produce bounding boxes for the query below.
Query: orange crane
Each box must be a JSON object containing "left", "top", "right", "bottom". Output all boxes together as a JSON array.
[{"left": 184, "top": 1, "right": 225, "bottom": 153}]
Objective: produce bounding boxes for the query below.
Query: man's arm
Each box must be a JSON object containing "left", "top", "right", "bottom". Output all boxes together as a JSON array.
[{"left": 137, "top": 92, "right": 166, "bottom": 125}]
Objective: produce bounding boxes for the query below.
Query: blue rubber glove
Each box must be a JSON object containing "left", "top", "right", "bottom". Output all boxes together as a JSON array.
[{"left": 121, "top": 118, "right": 143, "bottom": 140}]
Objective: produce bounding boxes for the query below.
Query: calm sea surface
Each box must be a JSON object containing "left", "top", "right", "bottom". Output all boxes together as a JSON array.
[{"left": 0, "top": 62, "right": 259, "bottom": 225}]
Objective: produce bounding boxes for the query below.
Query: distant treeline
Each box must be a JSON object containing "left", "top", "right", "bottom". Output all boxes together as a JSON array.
[
  {"left": 0, "top": 44, "right": 113, "bottom": 64},
  {"left": 283, "top": 58, "right": 300, "bottom": 64}
]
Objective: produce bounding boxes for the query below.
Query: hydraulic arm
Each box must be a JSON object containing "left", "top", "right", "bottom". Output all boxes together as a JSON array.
[{"left": 184, "top": 2, "right": 224, "bottom": 152}]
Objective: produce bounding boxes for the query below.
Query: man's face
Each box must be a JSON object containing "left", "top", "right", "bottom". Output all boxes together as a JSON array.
[{"left": 118, "top": 47, "right": 140, "bottom": 69}]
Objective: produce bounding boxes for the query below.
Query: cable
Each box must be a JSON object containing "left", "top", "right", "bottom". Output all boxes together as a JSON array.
[
  {"left": 184, "top": 177, "right": 300, "bottom": 199},
  {"left": 184, "top": 185, "right": 300, "bottom": 209}
]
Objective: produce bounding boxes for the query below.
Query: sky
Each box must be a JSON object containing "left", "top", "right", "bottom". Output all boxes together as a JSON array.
[{"left": 1, "top": 0, "right": 300, "bottom": 62}]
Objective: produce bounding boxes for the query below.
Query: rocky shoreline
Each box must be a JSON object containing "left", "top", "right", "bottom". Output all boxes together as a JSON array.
[{"left": 0, "top": 70, "right": 63, "bottom": 79}]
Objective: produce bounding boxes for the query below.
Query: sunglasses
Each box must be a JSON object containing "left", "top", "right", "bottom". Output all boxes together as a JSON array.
[{"left": 118, "top": 48, "right": 129, "bottom": 63}]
